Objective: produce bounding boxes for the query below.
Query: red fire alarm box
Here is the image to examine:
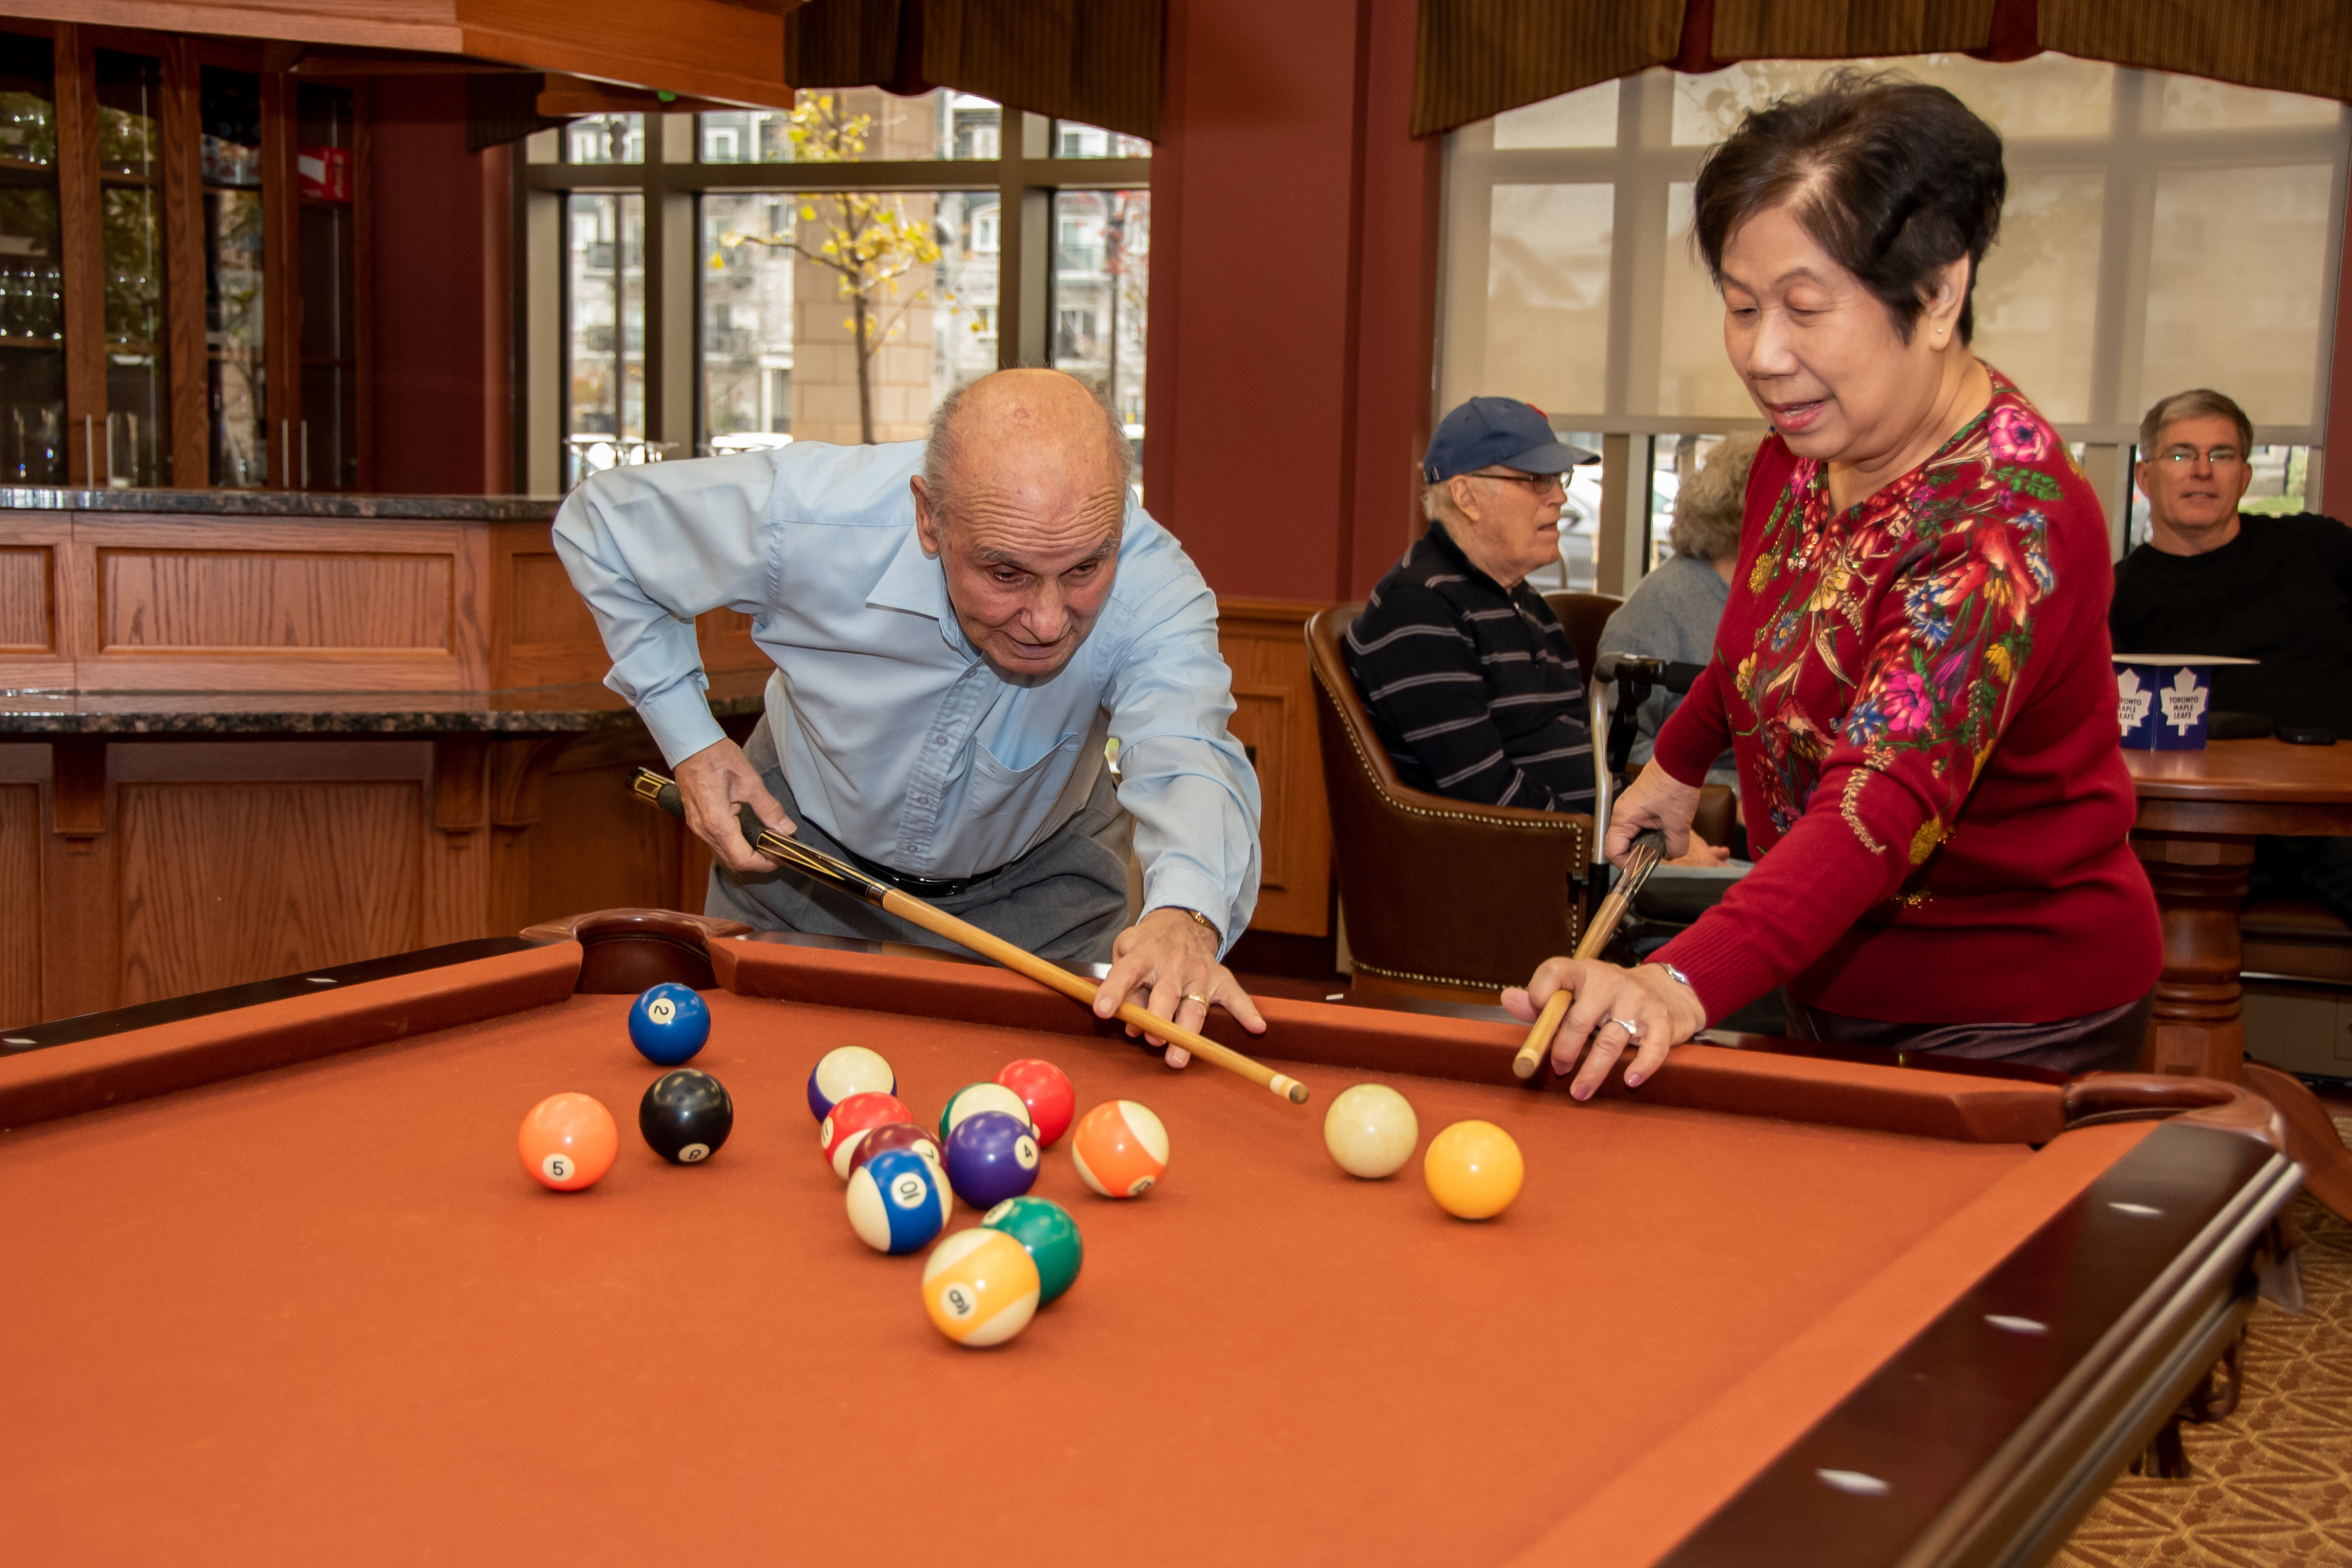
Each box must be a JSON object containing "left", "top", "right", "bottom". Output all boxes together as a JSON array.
[{"left": 297, "top": 146, "right": 354, "bottom": 203}]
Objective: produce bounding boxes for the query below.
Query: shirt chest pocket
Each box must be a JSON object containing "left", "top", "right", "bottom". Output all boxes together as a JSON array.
[{"left": 970, "top": 730, "right": 1084, "bottom": 819}]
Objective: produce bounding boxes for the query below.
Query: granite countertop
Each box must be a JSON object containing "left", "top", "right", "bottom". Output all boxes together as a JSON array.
[
  {"left": 0, "top": 487, "right": 564, "bottom": 521},
  {"left": 0, "top": 671, "right": 768, "bottom": 736}
]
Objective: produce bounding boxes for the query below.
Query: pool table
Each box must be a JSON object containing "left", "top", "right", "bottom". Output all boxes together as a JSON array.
[{"left": 0, "top": 909, "right": 2306, "bottom": 1567}]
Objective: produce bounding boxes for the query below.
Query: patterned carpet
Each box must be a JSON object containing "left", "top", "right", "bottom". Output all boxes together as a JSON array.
[{"left": 2055, "top": 1119, "right": 2352, "bottom": 1567}]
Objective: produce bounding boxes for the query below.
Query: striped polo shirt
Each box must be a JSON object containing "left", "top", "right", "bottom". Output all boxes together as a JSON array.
[{"left": 1343, "top": 523, "right": 1594, "bottom": 811}]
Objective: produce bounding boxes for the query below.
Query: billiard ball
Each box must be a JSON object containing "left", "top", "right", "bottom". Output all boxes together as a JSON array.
[
  {"left": 820, "top": 1090, "right": 917, "bottom": 1179},
  {"left": 519, "top": 1092, "right": 618, "bottom": 1192},
  {"left": 1070, "top": 1100, "right": 1168, "bottom": 1199},
  {"left": 1423, "top": 1120, "right": 1523, "bottom": 1220},
  {"left": 1324, "top": 1083, "right": 1419, "bottom": 1179},
  {"left": 847, "top": 1147, "right": 953, "bottom": 1255},
  {"left": 994, "top": 1058, "right": 1076, "bottom": 1147},
  {"left": 981, "top": 1195, "right": 1083, "bottom": 1305},
  {"left": 943, "top": 1109, "right": 1041, "bottom": 1208},
  {"left": 921, "top": 1227, "right": 1041, "bottom": 1347},
  {"left": 627, "top": 983, "right": 710, "bottom": 1065},
  {"left": 938, "top": 1081, "right": 1033, "bottom": 1141},
  {"left": 638, "top": 1069, "right": 734, "bottom": 1165},
  {"left": 846, "top": 1121, "right": 944, "bottom": 1184},
  {"left": 806, "top": 1045, "right": 896, "bottom": 1122}
]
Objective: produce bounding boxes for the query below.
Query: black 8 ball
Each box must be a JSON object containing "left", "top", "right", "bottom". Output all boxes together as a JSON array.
[{"left": 639, "top": 1069, "right": 734, "bottom": 1164}]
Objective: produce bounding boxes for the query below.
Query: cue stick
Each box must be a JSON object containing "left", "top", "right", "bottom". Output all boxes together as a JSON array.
[
  {"left": 631, "top": 769, "right": 1310, "bottom": 1105},
  {"left": 1511, "top": 829, "right": 1668, "bottom": 1081}
]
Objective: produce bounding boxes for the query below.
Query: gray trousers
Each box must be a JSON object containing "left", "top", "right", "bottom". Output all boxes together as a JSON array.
[{"left": 706, "top": 716, "right": 1133, "bottom": 966}]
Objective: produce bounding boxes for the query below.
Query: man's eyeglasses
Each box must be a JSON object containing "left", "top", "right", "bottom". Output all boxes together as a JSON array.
[
  {"left": 2155, "top": 446, "right": 2246, "bottom": 468},
  {"left": 1465, "top": 470, "right": 1566, "bottom": 496}
]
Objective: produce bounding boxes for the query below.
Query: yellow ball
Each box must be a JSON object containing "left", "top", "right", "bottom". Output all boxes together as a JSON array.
[
  {"left": 1423, "top": 1120, "right": 1523, "bottom": 1220},
  {"left": 921, "top": 1227, "right": 1042, "bottom": 1347},
  {"left": 1324, "top": 1083, "right": 1419, "bottom": 1178}
]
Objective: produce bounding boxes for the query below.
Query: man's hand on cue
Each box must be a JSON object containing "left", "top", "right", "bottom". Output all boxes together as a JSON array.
[
  {"left": 1606, "top": 761, "right": 1702, "bottom": 865},
  {"left": 673, "top": 738, "right": 795, "bottom": 874},
  {"left": 1502, "top": 958, "right": 1706, "bottom": 1101},
  {"left": 1095, "top": 907, "right": 1267, "bottom": 1069}
]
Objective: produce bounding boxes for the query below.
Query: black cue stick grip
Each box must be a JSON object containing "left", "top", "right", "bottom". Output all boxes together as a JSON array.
[{"left": 635, "top": 770, "right": 769, "bottom": 847}]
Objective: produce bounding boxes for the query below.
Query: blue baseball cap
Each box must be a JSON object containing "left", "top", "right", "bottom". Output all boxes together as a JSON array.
[{"left": 1423, "top": 397, "right": 1597, "bottom": 483}]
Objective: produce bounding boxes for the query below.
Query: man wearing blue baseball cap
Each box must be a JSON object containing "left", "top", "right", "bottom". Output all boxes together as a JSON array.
[{"left": 1343, "top": 396, "right": 1598, "bottom": 811}]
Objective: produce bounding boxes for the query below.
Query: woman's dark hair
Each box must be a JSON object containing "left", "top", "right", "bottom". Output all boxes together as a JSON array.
[{"left": 1692, "top": 70, "right": 2005, "bottom": 344}]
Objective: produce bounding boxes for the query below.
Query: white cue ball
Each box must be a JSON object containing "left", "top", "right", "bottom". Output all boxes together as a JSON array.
[{"left": 1324, "top": 1083, "right": 1420, "bottom": 1178}]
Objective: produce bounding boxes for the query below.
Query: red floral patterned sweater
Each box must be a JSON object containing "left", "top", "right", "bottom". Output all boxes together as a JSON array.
[{"left": 1650, "top": 373, "right": 2162, "bottom": 1024}]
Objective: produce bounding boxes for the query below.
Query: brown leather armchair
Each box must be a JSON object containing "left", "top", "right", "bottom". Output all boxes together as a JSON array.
[
  {"left": 1307, "top": 605, "right": 1592, "bottom": 999},
  {"left": 1543, "top": 590, "right": 1622, "bottom": 687}
]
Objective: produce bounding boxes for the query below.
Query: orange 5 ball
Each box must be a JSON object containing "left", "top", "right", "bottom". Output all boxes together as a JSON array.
[{"left": 519, "top": 1092, "right": 619, "bottom": 1191}]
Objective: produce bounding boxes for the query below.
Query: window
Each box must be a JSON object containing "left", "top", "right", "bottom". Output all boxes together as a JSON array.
[
  {"left": 564, "top": 192, "right": 645, "bottom": 482},
  {"left": 523, "top": 91, "right": 1153, "bottom": 491},
  {"left": 0, "top": 30, "right": 65, "bottom": 484},
  {"left": 1051, "top": 191, "right": 1149, "bottom": 440},
  {"left": 1444, "top": 59, "right": 2350, "bottom": 581},
  {"left": 201, "top": 63, "right": 266, "bottom": 487}
]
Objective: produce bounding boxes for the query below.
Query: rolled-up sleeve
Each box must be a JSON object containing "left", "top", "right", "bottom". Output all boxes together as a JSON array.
[
  {"left": 550, "top": 455, "right": 780, "bottom": 766},
  {"left": 1102, "top": 566, "right": 1263, "bottom": 953}
]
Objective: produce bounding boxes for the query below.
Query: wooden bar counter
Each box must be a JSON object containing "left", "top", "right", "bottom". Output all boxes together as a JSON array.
[{"left": 0, "top": 486, "right": 765, "bottom": 1027}]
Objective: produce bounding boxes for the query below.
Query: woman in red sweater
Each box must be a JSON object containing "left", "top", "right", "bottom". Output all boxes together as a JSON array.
[{"left": 1508, "top": 72, "right": 2161, "bottom": 1095}]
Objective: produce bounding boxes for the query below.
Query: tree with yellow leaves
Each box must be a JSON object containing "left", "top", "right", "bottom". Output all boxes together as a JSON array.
[{"left": 721, "top": 94, "right": 942, "bottom": 444}]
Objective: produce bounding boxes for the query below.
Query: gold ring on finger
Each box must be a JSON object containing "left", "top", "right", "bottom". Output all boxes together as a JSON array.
[{"left": 1185, "top": 993, "right": 1210, "bottom": 1007}]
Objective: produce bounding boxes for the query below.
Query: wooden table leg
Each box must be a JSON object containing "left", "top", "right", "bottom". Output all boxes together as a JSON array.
[{"left": 2133, "top": 830, "right": 2254, "bottom": 1082}]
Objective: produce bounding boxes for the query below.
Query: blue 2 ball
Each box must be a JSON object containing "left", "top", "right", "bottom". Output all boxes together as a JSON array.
[{"left": 628, "top": 983, "right": 710, "bottom": 1065}]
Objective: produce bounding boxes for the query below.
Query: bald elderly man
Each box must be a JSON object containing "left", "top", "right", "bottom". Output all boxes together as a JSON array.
[{"left": 553, "top": 369, "right": 1265, "bottom": 1057}]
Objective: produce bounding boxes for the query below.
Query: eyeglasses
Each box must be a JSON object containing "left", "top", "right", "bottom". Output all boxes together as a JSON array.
[
  {"left": 2154, "top": 446, "right": 2246, "bottom": 468},
  {"left": 1463, "top": 470, "right": 1566, "bottom": 496}
]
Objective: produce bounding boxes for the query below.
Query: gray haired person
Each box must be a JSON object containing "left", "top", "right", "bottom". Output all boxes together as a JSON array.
[{"left": 1594, "top": 435, "right": 1760, "bottom": 811}]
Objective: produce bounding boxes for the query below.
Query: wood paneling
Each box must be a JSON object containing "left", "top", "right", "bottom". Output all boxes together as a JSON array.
[
  {"left": 143, "top": 552, "right": 434, "bottom": 650},
  {"left": 116, "top": 778, "right": 422, "bottom": 1004},
  {"left": 99, "top": 550, "right": 453, "bottom": 651},
  {"left": 0, "top": 785, "right": 40, "bottom": 1028},
  {"left": 525, "top": 753, "right": 684, "bottom": 929},
  {"left": 35, "top": 513, "right": 490, "bottom": 690},
  {"left": 1217, "top": 598, "right": 1333, "bottom": 938},
  {"left": 14, "top": 0, "right": 794, "bottom": 112},
  {"left": 508, "top": 549, "right": 595, "bottom": 645},
  {"left": 0, "top": 549, "right": 54, "bottom": 649}
]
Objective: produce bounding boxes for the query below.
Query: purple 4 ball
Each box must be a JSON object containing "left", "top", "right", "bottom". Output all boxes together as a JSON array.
[{"left": 942, "top": 1109, "right": 1040, "bottom": 1208}]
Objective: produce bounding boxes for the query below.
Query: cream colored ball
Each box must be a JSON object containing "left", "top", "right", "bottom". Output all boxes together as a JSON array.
[{"left": 1324, "top": 1083, "right": 1420, "bottom": 1178}]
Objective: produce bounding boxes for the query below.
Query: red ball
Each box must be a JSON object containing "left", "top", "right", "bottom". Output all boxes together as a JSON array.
[
  {"left": 846, "top": 1120, "right": 944, "bottom": 1182},
  {"left": 820, "top": 1091, "right": 915, "bottom": 1179},
  {"left": 995, "top": 1058, "right": 1077, "bottom": 1147}
]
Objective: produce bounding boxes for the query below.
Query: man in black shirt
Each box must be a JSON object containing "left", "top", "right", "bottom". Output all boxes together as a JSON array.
[
  {"left": 2111, "top": 386, "right": 2352, "bottom": 921},
  {"left": 1345, "top": 396, "right": 1597, "bottom": 811}
]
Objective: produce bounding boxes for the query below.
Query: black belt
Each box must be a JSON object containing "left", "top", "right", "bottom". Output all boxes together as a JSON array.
[{"left": 827, "top": 839, "right": 1025, "bottom": 901}]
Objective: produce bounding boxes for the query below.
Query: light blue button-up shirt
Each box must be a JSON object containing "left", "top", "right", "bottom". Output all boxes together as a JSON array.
[{"left": 552, "top": 440, "right": 1261, "bottom": 945}]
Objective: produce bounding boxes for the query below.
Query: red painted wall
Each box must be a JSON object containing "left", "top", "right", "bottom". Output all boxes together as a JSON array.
[
  {"left": 369, "top": 77, "right": 510, "bottom": 495},
  {"left": 1144, "top": 0, "right": 1438, "bottom": 602}
]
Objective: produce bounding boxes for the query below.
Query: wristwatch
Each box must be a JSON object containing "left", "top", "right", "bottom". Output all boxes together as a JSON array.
[{"left": 1168, "top": 906, "right": 1222, "bottom": 945}]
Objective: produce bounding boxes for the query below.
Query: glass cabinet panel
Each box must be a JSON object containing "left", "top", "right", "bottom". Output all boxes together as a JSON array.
[
  {"left": 96, "top": 48, "right": 167, "bottom": 485},
  {"left": 0, "top": 31, "right": 64, "bottom": 483},
  {"left": 296, "top": 81, "right": 355, "bottom": 489},
  {"left": 202, "top": 64, "right": 265, "bottom": 487}
]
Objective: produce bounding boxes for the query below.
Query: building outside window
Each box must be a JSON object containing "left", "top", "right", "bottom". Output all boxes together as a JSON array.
[
  {"left": 1443, "top": 59, "right": 2349, "bottom": 589},
  {"left": 524, "top": 96, "right": 1152, "bottom": 493}
]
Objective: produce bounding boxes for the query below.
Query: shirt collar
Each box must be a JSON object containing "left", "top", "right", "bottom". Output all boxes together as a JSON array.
[
  {"left": 868, "top": 523, "right": 975, "bottom": 657},
  {"left": 1427, "top": 520, "right": 1511, "bottom": 596}
]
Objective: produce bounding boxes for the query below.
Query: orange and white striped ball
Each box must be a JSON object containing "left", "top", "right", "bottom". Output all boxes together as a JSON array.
[
  {"left": 920, "top": 1227, "right": 1041, "bottom": 1347},
  {"left": 1070, "top": 1100, "right": 1169, "bottom": 1199}
]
